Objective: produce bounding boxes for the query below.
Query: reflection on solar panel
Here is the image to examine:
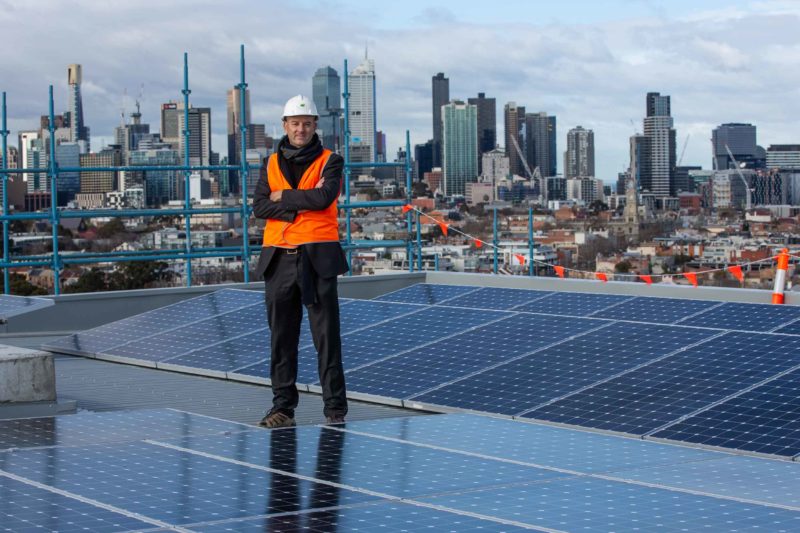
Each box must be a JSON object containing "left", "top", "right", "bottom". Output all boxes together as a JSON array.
[
  {"left": 344, "top": 314, "right": 602, "bottom": 400},
  {"left": 674, "top": 301, "right": 800, "bottom": 332},
  {"left": 373, "top": 283, "right": 479, "bottom": 304},
  {"left": 443, "top": 286, "right": 553, "bottom": 310},
  {"left": 513, "top": 291, "right": 633, "bottom": 316},
  {"left": 592, "top": 296, "right": 722, "bottom": 324},
  {"left": 651, "top": 367, "right": 800, "bottom": 457},
  {"left": 3, "top": 409, "right": 799, "bottom": 532},
  {"left": 526, "top": 332, "right": 800, "bottom": 435},
  {"left": 0, "top": 294, "right": 53, "bottom": 319},
  {"left": 414, "top": 322, "right": 717, "bottom": 416}
]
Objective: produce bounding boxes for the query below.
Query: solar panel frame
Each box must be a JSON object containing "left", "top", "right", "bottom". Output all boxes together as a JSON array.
[
  {"left": 673, "top": 301, "right": 800, "bottom": 332},
  {"left": 0, "top": 294, "right": 54, "bottom": 320}
]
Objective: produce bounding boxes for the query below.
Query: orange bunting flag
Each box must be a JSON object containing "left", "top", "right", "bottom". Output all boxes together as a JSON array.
[
  {"left": 683, "top": 272, "right": 698, "bottom": 287},
  {"left": 515, "top": 254, "right": 526, "bottom": 265},
  {"left": 438, "top": 222, "right": 449, "bottom": 236},
  {"left": 554, "top": 265, "right": 565, "bottom": 278},
  {"left": 475, "top": 239, "right": 483, "bottom": 248},
  {"left": 401, "top": 204, "right": 413, "bottom": 213},
  {"left": 728, "top": 265, "right": 744, "bottom": 282},
  {"left": 595, "top": 272, "right": 608, "bottom": 283},
  {"left": 639, "top": 274, "right": 653, "bottom": 285}
]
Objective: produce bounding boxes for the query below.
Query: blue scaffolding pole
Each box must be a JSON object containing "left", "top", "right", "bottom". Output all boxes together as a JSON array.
[
  {"left": 1, "top": 92, "right": 8, "bottom": 292},
  {"left": 181, "top": 52, "right": 193, "bottom": 286},
  {"left": 238, "top": 44, "right": 251, "bottom": 283}
]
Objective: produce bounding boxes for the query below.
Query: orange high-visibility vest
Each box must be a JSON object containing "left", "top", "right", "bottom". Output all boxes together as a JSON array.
[{"left": 262, "top": 149, "right": 340, "bottom": 247}]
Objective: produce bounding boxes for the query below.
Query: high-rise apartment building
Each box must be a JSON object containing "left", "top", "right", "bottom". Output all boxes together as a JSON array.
[
  {"left": 67, "top": 64, "right": 90, "bottom": 151},
  {"left": 178, "top": 106, "right": 212, "bottom": 176},
  {"left": 414, "top": 140, "right": 434, "bottom": 180},
  {"left": 348, "top": 55, "right": 376, "bottom": 163},
  {"left": 468, "top": 92, "right": 496, "bottom": 173},
  {"left": 80, "top": 146, "right": 122, "bottom": 194},
  {"left": 442, "top": 100, "right": 478, "bottom": 196},
  {"left": 431, "top": 73, "right": 449, "bottom": 168},
  {"left": 525, "top": 112, "right": 557, "bottom": 177},
  {"left": 226, "top": 87, "right": 251, "bottom": 193},
  {"left": 767, "top": 145, "right": 800, "bottom": 170},
  {"left": 641, "top": 92, "right": 676, "bottom": 197},
  {"left": 503, "top": 103, "right": 525, "bottom": 176},
  {"left": 564, "top": 126, "right": 594, "bottom": 178},
  {"left": 481, "top": 148, "right": 509, "bottom": 183},
  {"left": 712, "top": 123, "right": 764, "bottom": 170},
  {"left": 313, "top": 66, "right": 342, "bottom": 151},
  {"left": 54, "top": 142, "right": 80, "bottom": 205}
]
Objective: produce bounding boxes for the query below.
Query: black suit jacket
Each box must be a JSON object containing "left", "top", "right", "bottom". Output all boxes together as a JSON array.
[{"left": 253, "top": 143, "right": 349, "bottom": 280}]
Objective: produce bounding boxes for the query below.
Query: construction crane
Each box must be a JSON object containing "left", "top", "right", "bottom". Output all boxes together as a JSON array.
[
  {"left": 724, "top": 144, "right": 753, "bottom": 212},
  {"left": 677, "top": 134, "right": 690, "bottom": 166},
  {"left": 509, "top": 134, "right": 545, "bottom": 204}
]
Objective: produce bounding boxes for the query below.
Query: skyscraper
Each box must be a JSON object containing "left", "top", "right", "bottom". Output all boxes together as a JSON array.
[
  {"left": 629, "top": 133, "right": 651, "bottom": 192},
  {"left": 67, "top": 64, "right": 90, "bottom": 151},
  {"left": 431, "top": 73, "right": 449, "bottom": 168},
  {"left": 160, "top": 102, "right": 181, "bottom": 147},
  {"left": 711, "top": 123, "right": 764, "bottom": 170},
  {"left": 226, "top": 87, "right": 251, "bottom": 193},
  {"left": 564, "top": 126, "right": 595, "bottom": 178},
  {"left": 178, "top": 106, "right": 212, "bottom": 178},
  {"left": 524, "top": 112, "right": 557, "bottom": 177},
  {"left": 642, "top": 92, "right": 676, "bottom": 197},
  {"left": 348, "top": 55, "right": 376, "bottom": 163},
  {"left": 313, "top": 66, "right": 342, "bottom": 151},
  {"left": 504, "top": 102, "right": 525, "bottom": 176},
  {"left": 116, "top": 101, "right": 150, "bottom": 164},
  {"left": 442, "top": 100, "right": 478, "bottom": 196},
  {"left": 468, "top": 92, "right": 496, "bottom": 173}
]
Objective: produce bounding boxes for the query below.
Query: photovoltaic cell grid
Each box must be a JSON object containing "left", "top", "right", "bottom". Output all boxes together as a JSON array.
[
  {"left": 442, "top": 286, "right": 553, "bottom": 310},
  {"left": 3, "top": 410, "right": 800, "bottom": 533},
  {"left": 675, "top": 301, "right": 800, "bottom": 332},
  {"left": 373, "top": 282, "right": 479, "bottom": 304},
  {"left": 0, "top": 294, "right": 53, "bottom": 320},
  {"left": 513, "top": 290, "right": 633, "bottom": 316},
  {"left": 591, "top": 296, "right": 722, "bottom": 324}
]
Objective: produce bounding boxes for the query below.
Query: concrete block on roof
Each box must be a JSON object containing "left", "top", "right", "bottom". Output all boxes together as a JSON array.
[{"left": 0, "top": 344, "right": 56, "bottom": 403}]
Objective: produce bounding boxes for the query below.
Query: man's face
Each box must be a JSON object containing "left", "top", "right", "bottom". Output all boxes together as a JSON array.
[{"left": 283, "top": 115, "right": 317, "bottom": 147}]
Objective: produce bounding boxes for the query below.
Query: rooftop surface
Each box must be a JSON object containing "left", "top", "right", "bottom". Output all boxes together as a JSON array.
[{"left": 2, "top": 272, "right": 800, "bottom": 531}]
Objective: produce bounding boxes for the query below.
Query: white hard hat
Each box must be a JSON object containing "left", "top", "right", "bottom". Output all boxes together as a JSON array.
[{"left": 282, "top": 95, "right": 318, "bottom": 119}]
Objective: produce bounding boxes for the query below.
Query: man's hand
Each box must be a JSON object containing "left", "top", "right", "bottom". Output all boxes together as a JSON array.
[
  {"left": 270, "top": 190, "right": 282, "bottom": 202},
  {"left": 316, "top": 177, "right": 325, "bottom": 188}
]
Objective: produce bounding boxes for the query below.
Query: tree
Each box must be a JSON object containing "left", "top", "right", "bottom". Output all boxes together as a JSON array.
[
  {"left": 63, "top": 268, "right": 108, "bottom": 294},
  {"left": 96, "top": 218, "right": 126, "bottom": 239},
  {"left": 0, "top": 274, "right": 48, "bottom": 296},
  {"left": 615, "top": 260, "right": 632, "bottom": 273},
  {"left": 108, "top": 261, "right": 173, "bottom": 291}
]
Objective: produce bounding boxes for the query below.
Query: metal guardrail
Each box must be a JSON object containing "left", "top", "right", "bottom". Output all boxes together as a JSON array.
[{"left": 0, "top": 46, "right": 421, "bottom": 295}]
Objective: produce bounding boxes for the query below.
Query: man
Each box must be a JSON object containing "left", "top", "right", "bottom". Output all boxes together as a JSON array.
[{"left": 253, "top": 94, "right": 349, "bottom": 428}]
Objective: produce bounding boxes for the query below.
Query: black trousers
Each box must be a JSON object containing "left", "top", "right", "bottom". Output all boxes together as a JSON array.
[{"left": 264, "top": 248, "right": 348, "bottom": 418}]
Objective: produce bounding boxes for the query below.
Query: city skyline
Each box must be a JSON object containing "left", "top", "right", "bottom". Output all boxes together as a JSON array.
[{"left": 1, "top": 1, "right": 798, "bottom": 182}]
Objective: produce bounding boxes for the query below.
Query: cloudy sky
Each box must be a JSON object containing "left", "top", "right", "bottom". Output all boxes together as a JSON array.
[{"left": 1, "top": 0, "right": 799, "bottom": 183}]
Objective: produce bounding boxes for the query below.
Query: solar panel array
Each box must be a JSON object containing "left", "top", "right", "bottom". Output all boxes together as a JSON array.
[
  {"left": 43, "top": 284, "right": 800, "bottom": 458},
  {"left": 0, "top": 294, "right": 53, "bottom": 320},
  {"left": 2, "top": 409, "right": 800, "bottom": 532}
]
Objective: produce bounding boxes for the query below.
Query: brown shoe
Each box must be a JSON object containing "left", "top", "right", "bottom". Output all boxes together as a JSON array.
[
  {"left": 259, "top": 411, "right": 295, "bottom": 428},
  {"left": 325, "top": 415, "right": 345, "bottom": 424}
]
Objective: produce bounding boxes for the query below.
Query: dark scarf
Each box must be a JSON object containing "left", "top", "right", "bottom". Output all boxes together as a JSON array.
[{"left": 279, "top": 133, "right": 323, "bottom": 164}]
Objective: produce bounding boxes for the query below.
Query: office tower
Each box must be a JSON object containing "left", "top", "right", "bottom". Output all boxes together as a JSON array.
[
  {"left": 129, "top": 148, "right": 180, "bottom": 207},
  {"left": 468, "top": 92, "right": 496, "bottom": 173},
  {"left": 313, "top": 66, "right": 342, "bottom": 151},
  {"left": 414, "top": 140, "right": 434, "bottom": 180},
  {"left": 178, "top": 106, "right": 212, "bottom": 179},
  {"left": 116, "top": 101, "right": 151, "bottom": 164},
  {"left": 348, "top": 55, "right": 376, "bottom": 163},
  {"left": 712, "top": 123, "right": 764, "bottom": 170},
  {"left": 431, "top": 73, "right": 449, "bottom": 168},
  {"left": 642, "top": 92, "right": 676, "bottom": 197},
  {"left": 18, "top": 131, "right": 39, "bottom": 184},
  {"left": 629, "top": 133, "right": 650, "bottom": 192},
  {"left": 80, "top": 146, "right": 122, "bottom": 194},
  {"left": 504, "top": 102, "right": 525, "bottom": 176},
  {"left": 160, "top": 101, "right": 181, "bottom": 147},
  {"left": 481, "top": 148, "right": 509, "bottom": 182},
  {"left": 524, "top": 112, "right": 557, "bottom": 177},
  {"left": 226, "top": 87, "right": 251, "bottom": 193},
  {"left": 566, "top": 176, "right": 603, "bottom": 204},
  {"left": 674, "top": 165, "right": 701, "bottom": 194},
  {"left": 767, "top": 145, "right": 800, "bottom": 170},
  {"left": 441, "top": 100, "right": 478, "bottom": 196},
  {"left": 67, "top": 64, "right": 90, "bottom": 151},
  {"left": 54, "top": 142, "right": 80, "bottom": 205},
  {"left": 564, "top": 126, "right": 594, "bottom": 178}
]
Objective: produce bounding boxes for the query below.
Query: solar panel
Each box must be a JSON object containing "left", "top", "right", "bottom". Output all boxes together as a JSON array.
[
  {"left": 592, "top": 296, "right": 722, "bottom": 324},
  {"left": 419, "top": 476, "right": 800, "bottom": 531},
  {"left": 414, "top": 322, "right": 717, "bottom": 416},
  {"left": 0, "top": 409, "right": 248, "bottom": 451},
  {"left": 0, "top": 294, "right": 53, "bottom": 319},
  {"left": 298, "top": 306, "right": 512, "bottom": 385},
  {"left": 651, "top": 366, "right": 800, "bottom": 457},
  {"left": 526, "top": 332, "right": 800, "bottom": 435},
  {"left": 772, "top": 317, "right": 800, "bottom": 335},
  {"left": 373, "top": 283, "right": 479, "bottom": 304},
  {"left": 336, "top": 413, "right": 720, "bottom": 474},
  {"left": 0, "top": 475, "right": 154, "bottom": 533},
  {"left": 344, "top": 314, "right": 603, "bottom": 400},
  {"left": 164, "top": 329, "right": 270, "bottom": 374},
  {"left": 43, "top": 289, "right": 259, "bottom": 355},
  {"left": 0, "top": 441, "right": 379, "bottom": 525},
  {"left": 165, "top": 425, "right": 563, "bottom": 499},
  {"left": 674, "top": 301, "right": 800, "bottom": 332},
  {"left": 192, "top": 501, "right": 531, "bottom": 533},
  {"left": 513, "top": 291, "right": 633, "bottom": 316},
  {"left": 441, "top": 286, "right": 553, "bottom": 310},
  {"left": 101, "top": 303, "right": 266, "bottom": 363}
]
